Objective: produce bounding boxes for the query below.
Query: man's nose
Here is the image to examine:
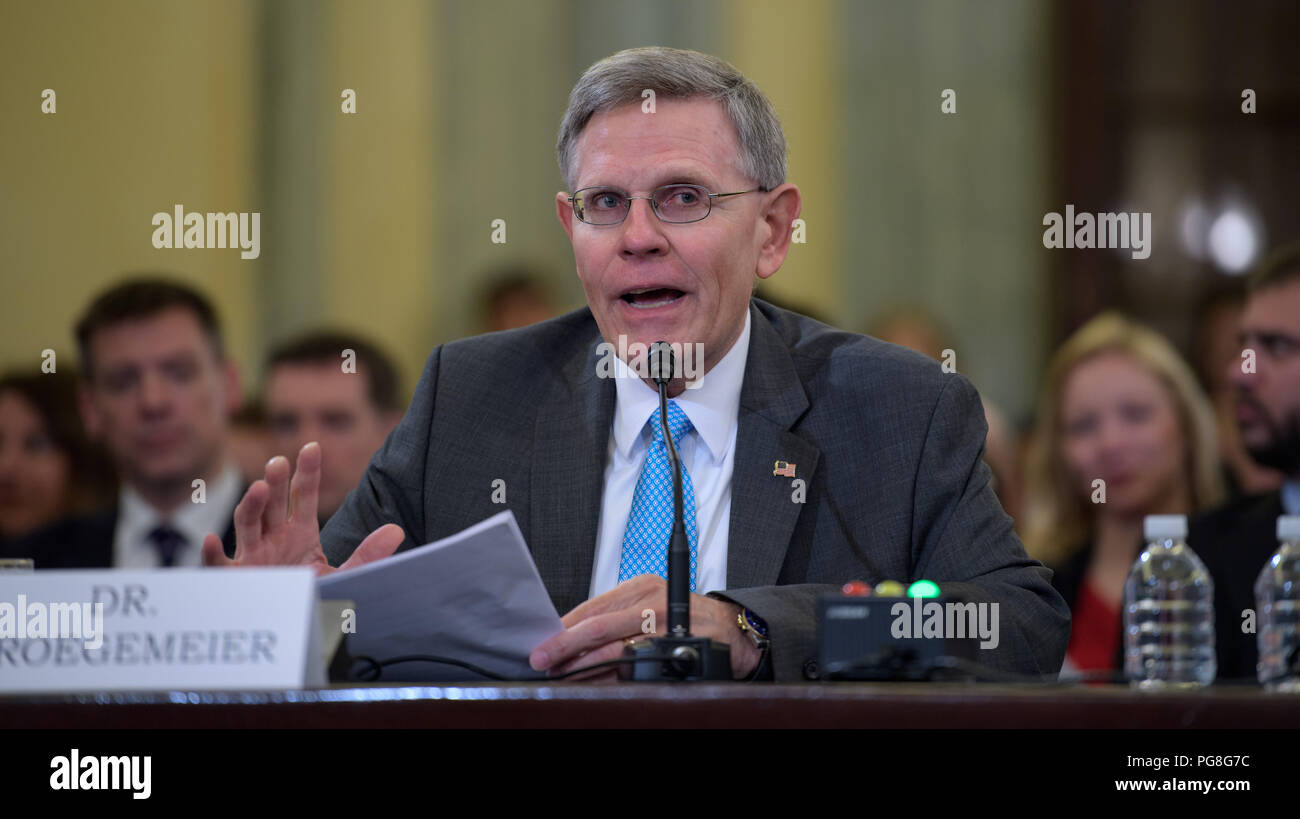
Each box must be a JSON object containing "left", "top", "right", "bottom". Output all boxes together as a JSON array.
[
  {"left": 138, "top": 371, "right": 172, "bottom": 413},
  {"left": 619, "top": 198, "right": 668, "bottom": 255}
]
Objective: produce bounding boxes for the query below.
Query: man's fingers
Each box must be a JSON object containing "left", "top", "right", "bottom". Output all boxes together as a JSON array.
[
  {"left": 338, "top": 523, "right": 405, "bottom": 572},
  {"left": 263, "top": 456, "right": 291, "bottom": 532},
  {"left": 288, "top": 442, "right": 321, "bottom": 526},
  {"left": 561, "top": 574, "right": 662, "bottom": 628},
  {"left": 552, "top": 639, "right": 628, "bottom": 680},
  {"left": 231, "top": 481, "right": 269, "bottom": 562},
  {"left": 201, "top": 533, "right": 234, "bottom": 567},
  {"left": 561, "top": 600, "right": 603, "bottom": 629},
  {"left": 531, "top": 608, "right": 643, "bottom": 671}
]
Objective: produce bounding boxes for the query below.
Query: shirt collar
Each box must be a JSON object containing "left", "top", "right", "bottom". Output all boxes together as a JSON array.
[
  {"left": 119, "top": 463, "right": 243, "bottom": 546},
  {"left": 611, "top": 309, "right": 751, "bottom": 461}
]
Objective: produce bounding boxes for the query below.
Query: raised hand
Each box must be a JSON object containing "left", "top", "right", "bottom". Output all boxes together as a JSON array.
[{"left": 201, "top": 441, "right": 404, "bottom": 576}]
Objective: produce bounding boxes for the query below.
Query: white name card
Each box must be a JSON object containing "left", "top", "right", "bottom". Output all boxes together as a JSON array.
[{"left": 0, "top": 568, "right": 324, "bottom": 693}]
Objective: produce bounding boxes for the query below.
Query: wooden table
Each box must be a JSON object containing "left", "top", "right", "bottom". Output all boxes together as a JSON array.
[{"left": 4, "top": 682, "right": 1297, "bottom": 728}]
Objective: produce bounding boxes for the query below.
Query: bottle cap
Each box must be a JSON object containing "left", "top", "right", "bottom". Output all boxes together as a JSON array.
[
  {"left": 1144, "top": 514, "right": 1187, "bottom": 540},
  {"left": 1279, "top": 516, "right": 1300, "bottom": 541}
]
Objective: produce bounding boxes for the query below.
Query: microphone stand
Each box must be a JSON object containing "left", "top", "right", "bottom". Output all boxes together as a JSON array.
[{"left": 620, "top": 343, "right": 733, "bottom": 681}]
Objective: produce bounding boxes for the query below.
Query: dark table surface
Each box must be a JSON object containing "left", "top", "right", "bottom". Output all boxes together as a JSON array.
[{"left": 4, "top": 683, "right": 1298, "bottom": 728}]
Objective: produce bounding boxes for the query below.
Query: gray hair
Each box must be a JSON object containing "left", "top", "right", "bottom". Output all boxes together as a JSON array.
[{"left": 556, "top": 46, "right": 787, "bottom": 192}]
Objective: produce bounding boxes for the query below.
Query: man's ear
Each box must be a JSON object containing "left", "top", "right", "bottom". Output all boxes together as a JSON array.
[
  {"left": 77, "top": 379, "right": 101, "bottom": 441},
  {"left": 755, "top": 183, "right": 802, "bottom": 281},
  {"left": 555, "top": 191, "right": 576, "bottom": 244}
]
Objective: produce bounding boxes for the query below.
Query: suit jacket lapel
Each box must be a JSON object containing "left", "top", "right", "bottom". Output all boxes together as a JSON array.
[
  {"left": 528, "top": 304, "right": 819, "bottom": 608},
  {"left": 530, "top": 332, "right": 615, "bottom": 616},
  {"left": 726, "top": 303, "right": 819, "bottom": 589}
]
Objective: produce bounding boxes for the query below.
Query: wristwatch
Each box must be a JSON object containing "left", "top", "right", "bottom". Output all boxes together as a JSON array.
[
  {"left": 737, "top": 608, "right": 770, "bottom": 651},
  {"left": 736, "top": 608, "right": 771, "bottom": 681}
]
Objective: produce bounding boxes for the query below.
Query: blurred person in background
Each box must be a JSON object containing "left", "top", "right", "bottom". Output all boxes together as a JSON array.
[
  {"left": 479, "top": 268, "right": 558, "bottom": 333},
  {"left": 868, "top": 307, "right": 1022, "bottom": 521},
  {"left": 0, "top": 370, "right": 114, "bottom": 544},
  {"left": 1193, "top": 285, "right": 1284, "bottom": 499},
  {"left": 1021, "top": 311, "right": 1223, "bottom": 677},
  {"left": 3, "top": 279, "right": 244, "bottom": 568},
  {"left": 1192, "top": 244, "right": 1300, "bottom": 680},
  {"left": 752, "top": 285, "right": 832, "bottom": 326},
  {"left": 263, "top": 331, "right": 403, "bottom": 526},
  {"left": 227, "top": 399, "right": 276, "bottom": 487}
]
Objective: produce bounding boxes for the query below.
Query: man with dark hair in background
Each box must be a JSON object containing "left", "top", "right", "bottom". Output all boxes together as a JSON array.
[
  {"left": 3, "top": 278, "right": 243, "bottom": 568},
  {"left": 1192, "top": 243, "right": 1300, "bottom": 680},
  {"left": 263, "top": 331, "right": 403, "bottom": 526},
  {"left": 227, "top": 399, "right": 275, "bottom": 488},
  {"left": 1192, "top": 284, "right": 1285, "bottom": 499}
]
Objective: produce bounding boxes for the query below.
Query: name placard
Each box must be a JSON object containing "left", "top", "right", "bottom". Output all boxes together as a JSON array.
[{"left": 0, "top": 568, "right": 323, "bottom": 693}]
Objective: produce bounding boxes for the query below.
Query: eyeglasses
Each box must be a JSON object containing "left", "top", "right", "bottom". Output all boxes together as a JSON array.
[{"left": 568, "top": 183, "right": 762, "bottom": 225}]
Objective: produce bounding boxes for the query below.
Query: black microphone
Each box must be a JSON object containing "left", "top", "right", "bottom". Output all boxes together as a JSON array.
[
  {"left": 619, "top": 341, "right": 733, "bottom": 681},
  {"left": 649, "top": 341, "right": 691, "bottom": 637}
]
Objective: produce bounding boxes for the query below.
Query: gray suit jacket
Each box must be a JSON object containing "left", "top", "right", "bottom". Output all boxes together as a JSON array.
[{"left": 322, "top": 299, "right": 1070, "bottom": 681}]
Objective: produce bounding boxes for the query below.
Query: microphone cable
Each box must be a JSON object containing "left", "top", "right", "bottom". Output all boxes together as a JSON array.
[{"left": 349, "top": 651, "right": 681, "bottom": 683}]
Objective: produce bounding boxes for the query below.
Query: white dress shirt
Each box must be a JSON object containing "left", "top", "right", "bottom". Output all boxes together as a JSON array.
[
  {"left": 111, "top": 463, "right": 243, "bottom": 569},
  {"left": 589, "top": 312, "right": 751, "bottom": 597}
]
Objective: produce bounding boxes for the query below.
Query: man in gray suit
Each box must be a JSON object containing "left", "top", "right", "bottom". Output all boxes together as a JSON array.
[{"left": 204, "top": 47, "right": 1068, "bottom": 682}]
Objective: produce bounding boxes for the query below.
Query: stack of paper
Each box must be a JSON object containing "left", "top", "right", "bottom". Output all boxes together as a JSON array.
[{"left": 317, "top": 511, "right": 563, "bottom": 682}]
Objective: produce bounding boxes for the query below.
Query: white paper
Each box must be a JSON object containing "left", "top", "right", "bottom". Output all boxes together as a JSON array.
[{"left": 317, "top": 510, "right": 563, "bottom": 682}]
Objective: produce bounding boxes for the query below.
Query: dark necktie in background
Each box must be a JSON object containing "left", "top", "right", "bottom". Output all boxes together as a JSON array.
[{"left": 147, "top": 524, "right": 187, "bottom": 568}]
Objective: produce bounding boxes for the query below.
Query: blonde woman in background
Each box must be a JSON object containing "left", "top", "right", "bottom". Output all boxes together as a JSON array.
[{"left": 1021, "top": 312, "right": 1223, "bottom": 677}]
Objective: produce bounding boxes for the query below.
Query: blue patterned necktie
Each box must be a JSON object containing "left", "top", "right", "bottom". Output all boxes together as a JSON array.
[{"left": 617, "top": 400, "right": 698, "bottom": 591}]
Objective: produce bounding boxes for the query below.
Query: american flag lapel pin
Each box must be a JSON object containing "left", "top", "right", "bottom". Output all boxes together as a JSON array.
[{"left": 773, "top": 460, "right": 796, "bottom": 478}]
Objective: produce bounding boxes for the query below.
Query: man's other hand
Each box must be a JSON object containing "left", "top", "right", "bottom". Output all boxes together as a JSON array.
[
  {"left": 528, "top": 575, "right": 760, "bottom": 680},
  {"left": 201, "top": 441, "right": 403, "bottom": 576}
]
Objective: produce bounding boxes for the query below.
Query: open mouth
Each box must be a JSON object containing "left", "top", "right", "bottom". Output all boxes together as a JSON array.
[{"left": 620, "top": 287, "right": 685, "bottom": 309}]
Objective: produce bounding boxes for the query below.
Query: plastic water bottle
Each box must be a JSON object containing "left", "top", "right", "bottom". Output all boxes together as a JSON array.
[
  {"left": 1124, "top": 515, "right": 1216, "bottom": 688},
  {"left": 1255, "top": 516, "right": 1300, "bottom": 692}
]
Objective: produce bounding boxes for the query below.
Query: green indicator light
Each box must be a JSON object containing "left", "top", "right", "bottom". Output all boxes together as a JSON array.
[{"left": 907, "top": 580, "right": 941, "bottom": 598}]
